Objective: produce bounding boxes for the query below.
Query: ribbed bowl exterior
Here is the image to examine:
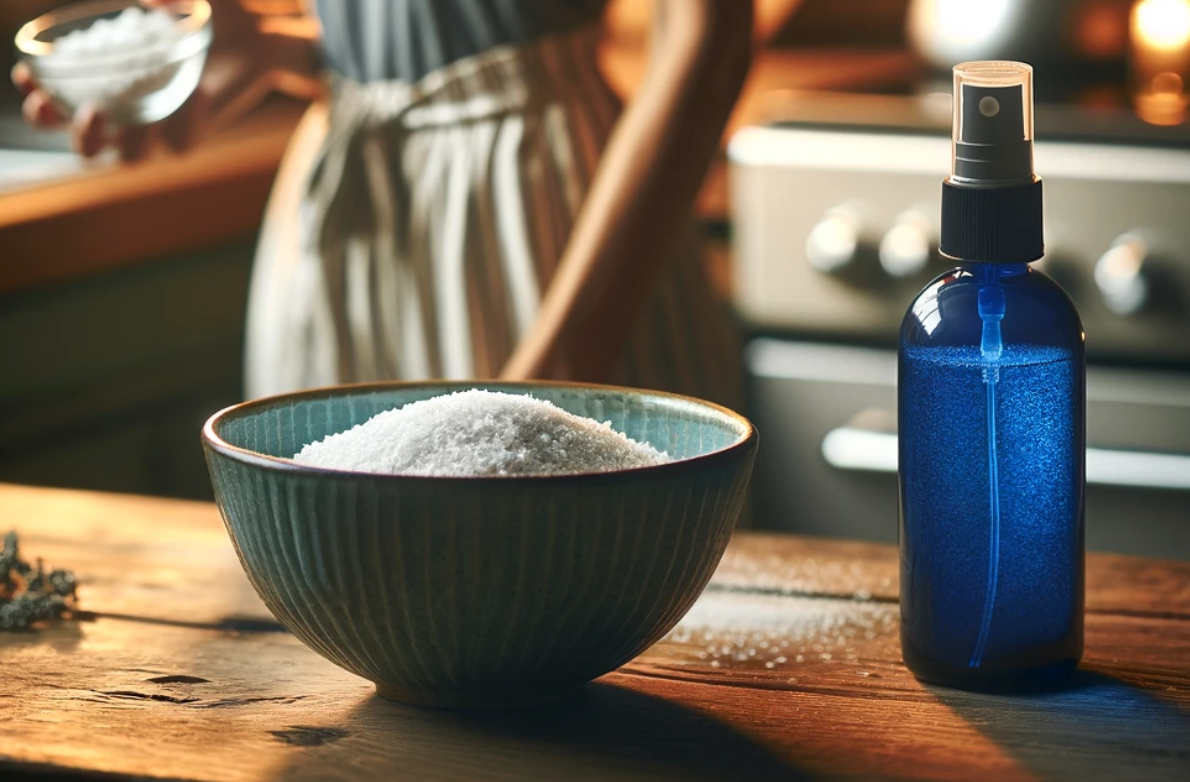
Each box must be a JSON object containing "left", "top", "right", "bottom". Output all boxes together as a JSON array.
[{"left": 203, "top": 382, "right": 756, "bottom": 707}]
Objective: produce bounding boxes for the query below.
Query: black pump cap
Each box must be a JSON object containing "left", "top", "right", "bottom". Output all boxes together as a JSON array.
[
  {"left": 941, "top": 179, "right": 1043, "bottom": 263},
  {"left": 953, "top": 83, "right": 1033, "bottom": 184},
  {"left": 941, "top": 61, "right": 1044, "bottom": 263}
]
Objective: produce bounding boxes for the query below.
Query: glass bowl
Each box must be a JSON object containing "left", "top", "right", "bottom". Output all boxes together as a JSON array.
[{"left": 15, "top": 0, "right": 211, "bottom": 127}]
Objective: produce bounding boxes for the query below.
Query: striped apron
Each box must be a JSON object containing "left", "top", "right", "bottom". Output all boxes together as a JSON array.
[{"left": 243, "top": 23, "right": 743, "bottom": 409}]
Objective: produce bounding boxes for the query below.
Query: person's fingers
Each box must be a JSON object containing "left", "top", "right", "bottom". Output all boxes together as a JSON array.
[
  {"left": 72, "top": 104, "right": 108, "bottom": 158},
  {"left": 162, "top": 86, "right": 209, "bottom": 154},
  {"left": 22, "top": 90, "right": 65, "bottom": 128},
  {"left": 12, "top": 61, "right": 37, "bottom": 97},
  {"left": 115, "top": 122, "right": 158, "bottom": 163}
]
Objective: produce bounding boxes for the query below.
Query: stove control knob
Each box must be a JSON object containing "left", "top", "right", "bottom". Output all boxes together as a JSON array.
[
  {"left": 880, "top": 211, "right": 934, "bottom": 279},
  {"left": 806, "top": 204, "right": 866, "bottom": 274},
  {"left": 1095, "top": 234, "right": 1149, "bottom": 315}
]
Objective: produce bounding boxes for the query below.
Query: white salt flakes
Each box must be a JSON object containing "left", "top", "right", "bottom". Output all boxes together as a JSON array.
[
  {"left": 54, "top": 7, "right": 182, "bottom": 58},
  {"left": 44, "top": 7, "right": 189, "bottom": 115},
  {"left": 293, "top": 390, "right": 671, "bottom": 477}
]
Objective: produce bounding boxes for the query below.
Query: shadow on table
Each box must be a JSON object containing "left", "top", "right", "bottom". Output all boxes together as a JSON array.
[
  {"left": 0, "top": 620, "right": 84, "bottom": 654},
  {"left": 277, "top": 681, "right": 809, "bottom": 782},
  {"left": 929, "top": 670, "right": 1190, "bottom": 782}
]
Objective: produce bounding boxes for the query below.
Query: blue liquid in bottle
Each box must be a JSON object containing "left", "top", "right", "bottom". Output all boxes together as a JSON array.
[
  {"left": 900, "top": 265, "right": 1085, "bottom": 687},
  {"left": 899, "top": 62, "right": 1085, "bottom": 689}
]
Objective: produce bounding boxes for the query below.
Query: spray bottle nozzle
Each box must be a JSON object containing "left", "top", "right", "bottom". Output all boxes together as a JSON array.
[{"left": 951, "top": 62, "right": 1035, "bottom": 186}]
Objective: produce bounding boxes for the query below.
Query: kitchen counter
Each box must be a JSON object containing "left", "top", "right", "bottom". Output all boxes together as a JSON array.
[
  {"left": 0, "top": 45, "right": 918, "bottom": 298},
  {"left": 2, "top": 482, "right": 1188, "bottom": 782},
  {"left": 0, "top": 96, "right": 305, "bottom": 297}
]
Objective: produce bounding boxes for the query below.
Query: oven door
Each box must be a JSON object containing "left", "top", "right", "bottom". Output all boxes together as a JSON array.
[{"left": 747, "top": 338, "right": 1190, "bottom": 560}]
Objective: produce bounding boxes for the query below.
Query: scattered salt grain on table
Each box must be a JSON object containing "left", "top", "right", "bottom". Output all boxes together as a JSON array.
[{"left": 293, "top": 390, "right": 670, "bottom": 477}]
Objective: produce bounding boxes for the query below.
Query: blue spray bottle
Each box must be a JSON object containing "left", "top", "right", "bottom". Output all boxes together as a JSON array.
[{"left": 899, "top": 62, "right": 1085, "bottom": 688}]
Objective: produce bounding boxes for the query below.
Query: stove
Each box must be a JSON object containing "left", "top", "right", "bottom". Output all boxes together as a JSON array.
[{"left": 730, "top": 88, "right": 1190, "bottom": 559}]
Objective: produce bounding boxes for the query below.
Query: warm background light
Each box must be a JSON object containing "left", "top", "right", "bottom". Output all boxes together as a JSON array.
[
  {"left": 1133, "top": 0, "right": 1190, "bottom": 51},
  {"left": 929, "top": 0, "right": 1014, "bottom": 46},
  {"left": 1130, "top": 0, "right": 1190, "bottom": 124}
]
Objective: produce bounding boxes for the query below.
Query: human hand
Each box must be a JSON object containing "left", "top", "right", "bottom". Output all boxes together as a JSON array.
[{"left": 12, "top": 0, "right": 276, "bottom": 162}]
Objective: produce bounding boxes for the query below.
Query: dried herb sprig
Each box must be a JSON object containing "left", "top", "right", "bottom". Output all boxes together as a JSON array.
[{"left": 0, "top": 531, "right": 78, "bottom": 631}]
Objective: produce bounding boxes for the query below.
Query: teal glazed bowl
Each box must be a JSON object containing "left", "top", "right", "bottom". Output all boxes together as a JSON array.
[{"left": 202, "top": 382, "right": 757, "bottom": 708}]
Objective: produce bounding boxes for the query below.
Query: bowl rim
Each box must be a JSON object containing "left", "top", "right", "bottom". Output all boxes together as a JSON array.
[
  {"left": 15, "top": 0, "right": 211, "bottom": 60},
  {"left": 202, "top": 379, "right": 758, "bottom": 483}
]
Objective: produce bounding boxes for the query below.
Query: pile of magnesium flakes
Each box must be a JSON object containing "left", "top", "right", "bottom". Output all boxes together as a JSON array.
[{"left": 293, "top": 390, "right": 670, "bottom": 477}]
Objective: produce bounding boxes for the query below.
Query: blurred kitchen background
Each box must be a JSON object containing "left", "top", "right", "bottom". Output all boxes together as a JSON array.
[{"left": 2, "top": 0, "right": 1189, "bottom": 557}]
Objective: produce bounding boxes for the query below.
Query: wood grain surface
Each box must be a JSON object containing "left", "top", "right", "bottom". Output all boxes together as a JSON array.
[{"left": 2, "top": 483, "right": 1188, "bottom": 782}]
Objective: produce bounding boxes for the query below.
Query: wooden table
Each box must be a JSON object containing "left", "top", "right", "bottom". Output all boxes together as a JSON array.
[{"left": 2, "top": 483, "right": 1188, "bottom": 782}]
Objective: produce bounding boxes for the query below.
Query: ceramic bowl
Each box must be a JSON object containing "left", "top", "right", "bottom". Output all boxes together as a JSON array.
[
  {"left": 202, "top": 382, "right": 757, "bottom": 708},
  {"left": 15, "top": 0, "right": 211, "bottom": 127}
]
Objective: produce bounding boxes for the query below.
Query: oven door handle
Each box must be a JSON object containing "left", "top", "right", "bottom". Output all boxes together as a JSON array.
[{"left": 821, "top": 426, "right": 1190, "bottom": 491}]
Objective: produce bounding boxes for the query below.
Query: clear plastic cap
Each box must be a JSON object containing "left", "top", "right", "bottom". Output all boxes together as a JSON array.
[{"left": 950, "top": 61, "right": 1035, "bottom": 186}]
